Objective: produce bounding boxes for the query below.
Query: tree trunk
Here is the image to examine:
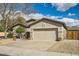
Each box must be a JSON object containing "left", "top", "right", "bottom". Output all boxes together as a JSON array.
[
  {"left": 4, "top": 18, "right": 8, "bottom": 39},
  {"left": 4, "top": 29, "right": 7, "bottom": 39},
  {"left": 20, "top": 33, "right": 22, "bottom": 39}
]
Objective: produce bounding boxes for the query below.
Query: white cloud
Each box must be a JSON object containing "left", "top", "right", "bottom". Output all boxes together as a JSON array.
[
  {"left": 20, "top": 13, "right": 45, "bottom": 20},
  {"left": 52, "top": 3, "right": 77, "bottom": 12},
  {"left": 21, "top": 13, "right": 60, "bottom": 20},
  {"left": 27, "top": 13, "right": 79, "bottom": 26},
  {"left": 28, "top": 13, "right": 61, "bottom": 20},
  {"left": 68, "top": 13, "right": 76, "bottom": 16},
  {"left": 58, "top": 18, "right": 79, "bottom": 26},
  {"left": 28, "top": 13, "right": 44, "bottom": 19},
  {"left": 17, "top": 12, "right": 79, "bottom": 26}
]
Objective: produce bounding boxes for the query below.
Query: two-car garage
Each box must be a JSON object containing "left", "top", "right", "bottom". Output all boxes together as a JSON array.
[{"left": 33, "top": 28, "right": 58, "bottom": 41}]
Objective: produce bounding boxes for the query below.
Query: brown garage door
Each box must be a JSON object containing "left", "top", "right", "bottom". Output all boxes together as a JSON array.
[{"left": 33, "top": 28, "right": 57, "bottom": 41}]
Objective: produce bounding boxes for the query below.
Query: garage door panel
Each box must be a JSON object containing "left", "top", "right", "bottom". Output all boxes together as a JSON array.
[{"left": 33, "top": 29, "right": 56, "bottom": 40}]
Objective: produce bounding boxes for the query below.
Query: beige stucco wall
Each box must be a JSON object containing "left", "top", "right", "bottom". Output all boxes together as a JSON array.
[
  {"left": 30, "top": 21, "right": 62, "bottom": 29},
  {"left": 63, "top": 27, "right": 67, "bottom": 39},
  {"left": 28, "top": 21, "right": 66, "bottom": 40}
]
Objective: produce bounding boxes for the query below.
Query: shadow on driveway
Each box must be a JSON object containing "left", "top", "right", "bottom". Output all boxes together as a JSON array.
[{"left": 0, "top": 54, "right": 10, "bottom": 56}]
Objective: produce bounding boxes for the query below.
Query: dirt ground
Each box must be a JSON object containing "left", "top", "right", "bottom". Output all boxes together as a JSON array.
[
  {"left": 0, "top": 39, "right": 15, "bottom": 45},
  {"left": 47, "top": 40, "right": 79, "bottom": 55},
  {"left": 0, "top": 39, "right": 79, "bottom": 55}
]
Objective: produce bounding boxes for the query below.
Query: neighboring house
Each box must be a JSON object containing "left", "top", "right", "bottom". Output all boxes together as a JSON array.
[
  {"left": 0, "top": 32, "right": 5, "bottom": 38},
  {"left": 66, "top": 26, "right": 79, "bottom": 40},
  {"left": 0, "top": 32, "right": 8, "bottom": 39}
]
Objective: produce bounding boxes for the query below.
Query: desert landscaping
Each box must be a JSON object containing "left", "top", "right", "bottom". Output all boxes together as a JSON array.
[
  {"left": 0, "top": 39, "right": 79, "bottom": 56},
  {"left": 47, "top": 40, "right": 79, "bottom": 55}
]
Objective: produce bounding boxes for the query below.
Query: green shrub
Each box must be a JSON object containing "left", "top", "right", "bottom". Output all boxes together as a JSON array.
[
  {"left": 16, "top": 26, "right": 25, "bottom": 33},
  {"left": 0, "top": 26, "right": 4, "bottom": 32},
  {"left": 7, "top": 33, "right": 13, "bottom": 38}
]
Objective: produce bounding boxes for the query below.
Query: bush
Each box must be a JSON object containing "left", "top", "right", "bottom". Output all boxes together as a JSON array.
[
  {"left": 16, "top": 26, "right": 25, "bottom": 33},
  {"left": 7, "top": 33, "right": 13, "bottom": 38},
  {"left": 0, "top": 26, "right": 4, "bottom": 32}
]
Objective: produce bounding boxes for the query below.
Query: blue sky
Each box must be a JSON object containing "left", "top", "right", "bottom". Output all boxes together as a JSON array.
[
  {"left": 31, "top": 3, "right": 79, "bottom": 19},
  {"left": 15, "top": 3, "right": 79, "bottom": 26}
]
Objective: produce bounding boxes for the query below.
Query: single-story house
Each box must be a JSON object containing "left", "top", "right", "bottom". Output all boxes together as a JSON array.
[
  {"left": 10, "top": 18, "right": 67, "bottom": 41},
  {"left": 8, "top": 18, "right": 79, "bottom": 41}
]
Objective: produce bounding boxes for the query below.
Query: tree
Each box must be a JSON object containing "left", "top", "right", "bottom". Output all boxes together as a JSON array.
[
  {"left": 0, "top": 3, "right": 17, "bottom": 38},
  {"left": 0, "top": 3, "right": 33, "bottom": 39},
  {"left": 15, "top": 26, "right": 25, "bottom": 39},
  {"left": 14, "top": 16, "right": 26, "bottom": 25}
]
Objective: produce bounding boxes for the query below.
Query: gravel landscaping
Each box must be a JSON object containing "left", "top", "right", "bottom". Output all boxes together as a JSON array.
[{"left": 48, "top": 40, "right": 79, "bottom": 55}]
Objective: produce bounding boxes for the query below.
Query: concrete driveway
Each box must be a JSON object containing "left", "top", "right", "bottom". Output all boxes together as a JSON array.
[
  {"left": 5, "top": 40, "right": 57, "bottom": 51},
  {"left": 0, "top": 40, "right": 76, "bottom": 56}
]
